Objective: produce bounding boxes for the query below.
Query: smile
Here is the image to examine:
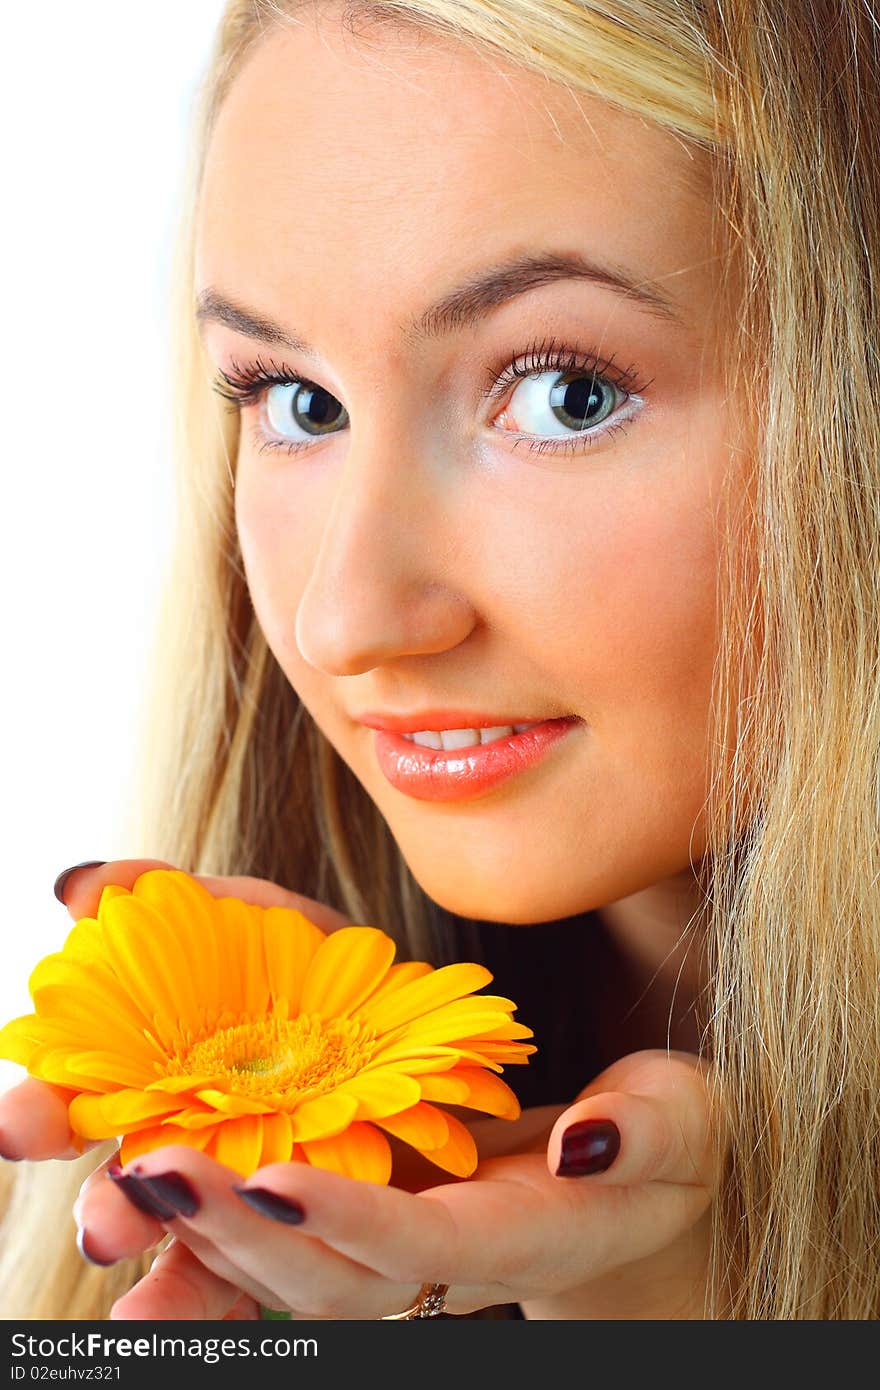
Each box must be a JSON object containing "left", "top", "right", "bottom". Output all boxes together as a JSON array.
[{"left": 372, "top": 716, "right": 584, "bottom": 802}]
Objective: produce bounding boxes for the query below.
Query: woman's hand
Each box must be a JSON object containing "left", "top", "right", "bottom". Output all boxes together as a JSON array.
[
  {"left": 72, "top": 1047, "right": 721, "bottom": 1320},
  {"left": 0, "top": 859, "right": 355, "bottom": 1162},
  {"left": 0, "top": 858, "right": 358, "bottom": 1320},
  {"left": 2, "top": 860, "right": 723, "bottom": 1319}
]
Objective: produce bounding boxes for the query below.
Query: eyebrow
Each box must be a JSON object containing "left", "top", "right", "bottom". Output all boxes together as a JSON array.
[{"left": 195, "top": 249, "right": 683, "bottom": 357}]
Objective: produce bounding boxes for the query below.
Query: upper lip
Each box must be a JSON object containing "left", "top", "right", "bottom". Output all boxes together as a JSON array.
[{"left": 355, "top": 709, "right": 569, "bottom": 733}]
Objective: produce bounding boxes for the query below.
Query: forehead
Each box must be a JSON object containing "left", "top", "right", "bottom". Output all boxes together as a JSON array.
[{"left": 195, "top": 10, "right": 714, "bottom": 332}]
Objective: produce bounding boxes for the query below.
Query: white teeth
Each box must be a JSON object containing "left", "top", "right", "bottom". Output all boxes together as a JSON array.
[
  {"left": 479, "top": 725, "right": 515, "bottom": 744},
  {"left": 439, "top": 728, "right": 481, "bottom": 750},
  {"left": 410, "top": 730, "right": 443, "bottom": 749},
  {"left": 402, "top": 723, "right": 536, "bottom": 748}
]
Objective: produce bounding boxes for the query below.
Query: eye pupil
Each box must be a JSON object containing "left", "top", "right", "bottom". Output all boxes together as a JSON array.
[
  {"left": 266, "top": 382, "right": 348, "bottom": 438},
  {"left": 549, "top": 371, "right": 612, "bottom": 431},
  {"left": 300, "top": 385, "right": 344, "bottom": 430}
]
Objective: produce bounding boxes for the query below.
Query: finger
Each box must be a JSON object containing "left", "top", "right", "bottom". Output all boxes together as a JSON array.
[
  {"left": 151, "top": 1221, "right": 297, "bottom": 1312},
  {"left": 234, "top": 1130, "right": 709, "bottom": 1298},
  {"left": 74, "top": 1152, "right": 168, "bottom": 1263},
  {"left": 108, "top": 1146, "right": 423, "bottom": 1320},
  {"left": 233, "top": 1150, "right": 572, "bottom": 1304},
  {"left": 109, "top": 1235, "right": 245, "bottom": 1321},
  {"left": 222, "top": 1292, "right": 262, "bottom": 1320},
  {"left": 77, "top": 1153, "right": 288, "bottom": 1310},
  {"left": 132, "top": 1142, "right": 695, "bottom": 1309},
  {"left": 0, "top": 1076, "right": 104, "bottom": 1162},
  {"left": 56, "top": 859, "right": 175, "bottom": 917},
  {"left": 547, "top": 1049, "right": 719, "bottom": 1189},
  {"left": 56, "top": 859, "right": 353, "bottom": 934},
  {"left": 230, "top": 1156, "right": 505, "bottom": 1301}
]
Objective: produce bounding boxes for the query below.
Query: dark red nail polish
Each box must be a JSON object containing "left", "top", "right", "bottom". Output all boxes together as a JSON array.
[
  {"left": 0, "top": 1132, "right": 21, "bottom": 1162},
  {"left": 53, "top": 861, "right": 107, "bottom": 905},
  {"left": 107, "top": 1166, "right": 179, "bottom": 1221},
  {"left": 556, "top": 1118, "right": 621, "bottom": 1177},
  {"left": 134, "top": 1168, "right": 200, "bottom": 1218},
  {"left": 76, "top": 1225, "right": 117, "bottom": 1266},
  {"left": 232, "top": 1185, "right": 305, "bottom": 1225}
]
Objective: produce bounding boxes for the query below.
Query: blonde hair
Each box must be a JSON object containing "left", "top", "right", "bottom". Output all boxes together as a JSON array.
[{"left": 2, "top": 0, "right": 879, "bottom": 1319}]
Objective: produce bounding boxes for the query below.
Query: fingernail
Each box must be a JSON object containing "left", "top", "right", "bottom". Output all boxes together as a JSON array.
[
  {"left": 0, "top": 1132, "right": 22, "bottom": 1162},
  {"left": 76, "top": 1225, "right": 117, "bottom": 1267},
  {"left": 556, "top": 1118, "right": 621, "bottom": 1177},
  {"left": 54, "top": 860, "right": 107, "bottom": 905},
  {"left": 133, "top": 1167, "right": 200, "bottom": 1218},
  {"left": 107, "top": 1165, "right": 180, "bottom": 1220},
  {"left": 232, "top": 1185, "right": 305, "bottom": 1225}
]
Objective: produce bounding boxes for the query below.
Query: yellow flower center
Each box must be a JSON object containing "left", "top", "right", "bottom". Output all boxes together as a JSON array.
[{"left": 171, "top": 1012, "right": 375, "bottom": 1105}]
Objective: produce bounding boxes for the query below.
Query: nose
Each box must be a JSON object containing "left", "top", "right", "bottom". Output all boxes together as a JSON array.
[{"left": 294, "top": 438, "right": 475, "bottom": 676}]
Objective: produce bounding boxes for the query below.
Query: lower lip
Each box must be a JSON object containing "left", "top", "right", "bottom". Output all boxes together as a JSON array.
[{"left": 371, "top": 717, "right": 583, "bottom": 802}]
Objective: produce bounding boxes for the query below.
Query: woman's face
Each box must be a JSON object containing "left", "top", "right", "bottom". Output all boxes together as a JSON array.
[{"left": 195, "top": 8, "right": 745, "bottom": 923}]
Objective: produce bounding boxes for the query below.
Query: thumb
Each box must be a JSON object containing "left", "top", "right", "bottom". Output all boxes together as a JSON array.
[
  {"left": 57, "top": 859, "right": 354, "bottom": 936},
  {"left": 546, "top": 1048, "right": 720, "bottom": 1189}
]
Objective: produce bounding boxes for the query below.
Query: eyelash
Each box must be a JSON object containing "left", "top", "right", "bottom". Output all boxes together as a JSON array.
[{"left": 210, "top": 335, "right": 654, "bottom": 459}]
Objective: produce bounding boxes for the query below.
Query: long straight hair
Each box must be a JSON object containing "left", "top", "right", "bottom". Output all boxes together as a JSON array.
[{"left": 1, "top": 0, "right": 879, "bottom": 1319}]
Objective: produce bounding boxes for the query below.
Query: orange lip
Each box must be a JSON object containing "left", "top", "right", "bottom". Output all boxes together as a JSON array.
[
  {"left": 372, "top": 717, "right": 583, "bottom": 802},
  {"left": 357, "top": 709, "right": 561, "bottom": 733}
]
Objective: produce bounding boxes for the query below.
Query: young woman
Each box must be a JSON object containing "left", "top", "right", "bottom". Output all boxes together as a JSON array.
[{"left": 1, "top": 0, "right": 878, "bottom": 1320}]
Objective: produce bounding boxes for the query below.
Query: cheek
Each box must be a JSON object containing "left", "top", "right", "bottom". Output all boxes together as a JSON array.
[
  {"left": 499, "top": 428, "right": 723, "bottom": 753},
  {"left": 234, "top": 466, "right": 312, "bottom": 663},
  {"left": 234, "top": 405, "right": 728, "bottom": 752}
]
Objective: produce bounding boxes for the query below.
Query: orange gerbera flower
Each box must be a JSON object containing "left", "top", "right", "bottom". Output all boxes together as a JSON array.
[{"left": 0, "top": 869, "right": 535, "bottom": 1181}]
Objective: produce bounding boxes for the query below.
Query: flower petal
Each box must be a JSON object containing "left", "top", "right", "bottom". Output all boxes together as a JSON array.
[
  {"left": 163, "top": 1106, "right": 223, "bottom": 1130},
  {"left": 192, "top": 1088, "right": 276, "bottom": 1117},
  {"left": 145, "top": 1073, "right": 227, "bottom": 1095},
  {"left": 393, "top": 1004, "right": 517, "bottom": 1048},
  {"left": 417, "top": 1110, "right": 478, "bottom": 1177},
  {"left": 69, "top": 1088, "right": 183, "bottom": 1140},
  {"left": 98, "top": 894, "right": 205, "bottom": 1029},
  {"left": 206, "top": 1114, "right": 265, "bottom": 1177},
  {"left": 0, "top": 1014, "right": 49, "bottom": 1067},
  {"left": 357, "top": 962, "right": 494, "bottom": 1034},
  {"left": 261, "top": 906, "right": 327, "bottom": 1016},
  {"left": 444, "top": 1066, "right": 521, "bottom": 1119},
  {"left": 300, "top": 927, "right": 397, "bottom": 1019},
  {"left": 357, "top": 960, "right": 434, "bottom": 1009},
  {"left": 333, "top": 1067, "right": 421, "bottom": 1120},
  {"left": 259, "top": 1110, "right": 294, "bottom": 1166},
  {"left": 128, "top": 870, "right": 224, "bottom": 1013},
  {"left": 460, "top": 1043, "right": 537, "bottom": 1064},
  {"left": 30, "top": 953, "right": 154, "bottom": 1026},
  {"left": 456, "top": 1020, "right": 535, "bottom": 1042},
  {"left": 374, "top": 1102, "right": 450, "bottom": 1151},
  {"left": 415, "top": 1072, "right": 472, "bottom": 1105},
  {"left": 300, "top": 1122, "right": 393, "bottom": 1184},
  {"left": 57, "top": 914, "right": 104, "bottom": 960},
  {"left": 214, "top": 897, "right": 271, "bottom": 1018},
  {"left": 289, "top": 1092, "right": 358, "bottom": 1143},
  {"left": 27, "top": 980, "right": 164, "bottom": 1067},
  {"left": 119, "top": 1122, "right": 214, "bottom": 1166},
  {"left": 362, "top": 1042, "right": 464, "bottom": 1073},
  {"left": 26, "top": 1047, "right": 149, "bottom": 1091},
  {"left": 61, "top": 1050, "right": 159, "bottom": 1090},
  {"left": 96, "top": 883, "right": 129, "bottom": 911}
]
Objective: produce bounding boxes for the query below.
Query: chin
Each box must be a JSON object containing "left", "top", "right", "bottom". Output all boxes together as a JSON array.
[{"left": 408, "top": 862, "right": 597, "bottom": 926}]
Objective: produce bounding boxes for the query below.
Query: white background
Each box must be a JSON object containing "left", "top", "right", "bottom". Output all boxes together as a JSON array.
[{"left": 1, "top": 3, "right": 228, "bottom": 1095}]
